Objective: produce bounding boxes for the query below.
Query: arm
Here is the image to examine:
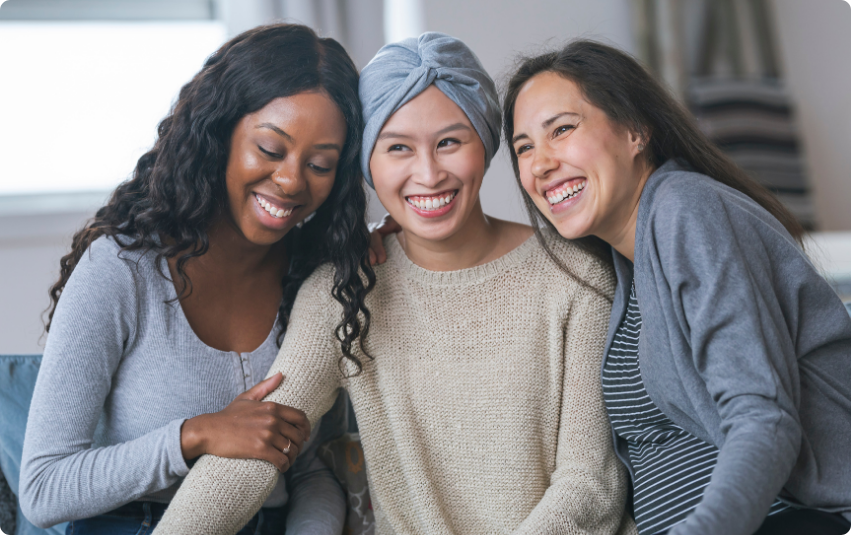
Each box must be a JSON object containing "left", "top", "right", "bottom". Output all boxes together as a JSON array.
[
  {"left": 154, "top": 266, "right": 346, "bottom": 535},
  {"left": 656, "top": 188, "right": 803, "bottom": 535},
  {"left": 19, "top": 240, "right": 189, "bottom": 528},
  {"left": 514, "top": 289, "right": 634, "bottom": 535},
  {"left": 284, "top": 412, "right": 347, "bottom": 535}
]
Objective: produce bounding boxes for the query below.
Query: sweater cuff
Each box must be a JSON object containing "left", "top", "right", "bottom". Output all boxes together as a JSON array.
[{"left": 167, "top": 418, "right": 191, "bottom": 477}]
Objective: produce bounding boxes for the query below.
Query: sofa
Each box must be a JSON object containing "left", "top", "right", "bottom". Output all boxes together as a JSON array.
[{"left": 0, "top": 355, "right": 65, "bottom": 535}]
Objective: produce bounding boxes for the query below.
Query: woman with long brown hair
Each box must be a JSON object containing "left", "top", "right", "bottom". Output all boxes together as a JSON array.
[{"left": 504, "top": 40, "right": 851, "bottom": 535}]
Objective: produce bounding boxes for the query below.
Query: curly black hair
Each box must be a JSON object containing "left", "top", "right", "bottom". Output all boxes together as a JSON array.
[{"left": 47, "top": 23, "right": 375, "bottom": 372}]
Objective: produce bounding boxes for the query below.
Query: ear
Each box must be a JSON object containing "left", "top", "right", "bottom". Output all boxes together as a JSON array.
[{"left": 628, "top": 127, "right": 650, "bottom": 156}]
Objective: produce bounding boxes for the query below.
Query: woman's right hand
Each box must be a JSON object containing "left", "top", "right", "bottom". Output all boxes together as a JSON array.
[{"left": 179, "top": 373, "right": 310, "bottom": 473}]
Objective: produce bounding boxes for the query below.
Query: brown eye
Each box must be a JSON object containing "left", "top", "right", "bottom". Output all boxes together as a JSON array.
[{"left": 553, "top": 125, "right": 575, "bottom": 138}]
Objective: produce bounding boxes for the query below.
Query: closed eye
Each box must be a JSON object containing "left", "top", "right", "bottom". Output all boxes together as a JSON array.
[
  {"left": 258, "top": 145, "right": 283, "bottom": 159},
  {"left": 308, "top": 162, "right": 332, "bottom": 173}
]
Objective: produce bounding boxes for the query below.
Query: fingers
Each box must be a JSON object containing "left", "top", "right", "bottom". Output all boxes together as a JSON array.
[
  {"left": 274, "top": 433, "right": 300, "bottom": 467},
  {"left": 376, "top": 214, "right": 401, "bottom": 236},
  {"left": 239, "top": 373, "right": 283, "bottom": 402},
  {"left": 368, "top": 229, "right": 386, "bottom": 266},
  {"left": 268, "top": 402, "right": 311, "bottom": 442},
  {"left": 257, "top": 443, "right": 291, "bottom": 473}
]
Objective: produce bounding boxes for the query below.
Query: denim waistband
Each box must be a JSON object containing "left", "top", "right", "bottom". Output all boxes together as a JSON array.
[{"left": 104, "top": 501, "right": 170, "bottom": 519}]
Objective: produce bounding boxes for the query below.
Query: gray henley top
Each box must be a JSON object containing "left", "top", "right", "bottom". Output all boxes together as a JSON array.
[{"left": 20, "top": 236, "right": 345, "bottom": 531}]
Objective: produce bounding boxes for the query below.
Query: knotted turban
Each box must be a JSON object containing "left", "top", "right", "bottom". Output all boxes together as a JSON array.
[{"left": 359, "top": 32, "right": 501, "bottom": 187}]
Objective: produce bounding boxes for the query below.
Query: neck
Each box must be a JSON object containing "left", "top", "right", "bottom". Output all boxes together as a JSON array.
[
  {"left": 399, "top": 199, "right": 501, "bottom": 271},
  {"left": 600, "top": 163, "right": 655, "bottom": 263},
  {"left": 195, "top": 217, "right": 285, "bottom": 278}
]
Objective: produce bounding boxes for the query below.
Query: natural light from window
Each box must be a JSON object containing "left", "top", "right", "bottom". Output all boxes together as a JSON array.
[{"left": 0, "top": 21, "right": 227, "bottom": 196}]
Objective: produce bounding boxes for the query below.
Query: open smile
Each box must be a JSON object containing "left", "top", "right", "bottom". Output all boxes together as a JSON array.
[
  {"left": 254, "top": 193, "right": 296, "bottom": 219},
  {"left": 405, "top": 189, "right": 458, "bottom": 218},
  {"left": 545, "top": 179, "right": 586, "bottom": 206}
]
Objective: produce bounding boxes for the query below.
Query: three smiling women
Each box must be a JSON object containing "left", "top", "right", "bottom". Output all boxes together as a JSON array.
[{"left": 21, "top": 21, "right": 851, "bottom": 535}]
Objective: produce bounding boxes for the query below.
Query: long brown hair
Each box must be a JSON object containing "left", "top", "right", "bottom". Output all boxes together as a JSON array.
[
  {"left": 47, "top": 24, "right": 375, "bottom": 372},
  {"left": 502, "top": 39, "right": 804, "bottom": 251}
]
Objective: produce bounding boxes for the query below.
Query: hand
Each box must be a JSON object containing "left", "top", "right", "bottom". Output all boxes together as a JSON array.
[
  {"left": 180, "top": 373, "right": 311, "bottom": 473},
  {"left": 368, "top": 214, "right": 402, "bottom": 265}
]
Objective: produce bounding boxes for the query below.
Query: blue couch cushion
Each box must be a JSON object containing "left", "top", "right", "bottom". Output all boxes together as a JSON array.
[{"left": 0, "top": 355, "right": 66, "bottom": 535}]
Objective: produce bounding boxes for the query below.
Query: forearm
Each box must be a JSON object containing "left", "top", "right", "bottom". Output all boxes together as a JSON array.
[
  {"left": 513, "top": 461, "right": 630, "bottom": 535},
  {"left": 20, "top": 419, "right": 189, "bottom": 528},
  {"left": 669, "top": 419, "right": 800, "bottom": 535}
]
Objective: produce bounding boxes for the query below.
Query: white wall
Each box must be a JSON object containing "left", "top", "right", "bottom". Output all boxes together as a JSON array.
[
  {"left": 772, "top": 0, "right": 851, "bottom": 231},
  {"left": 0, "top": 211, "right": 96, "bottom": 354}
]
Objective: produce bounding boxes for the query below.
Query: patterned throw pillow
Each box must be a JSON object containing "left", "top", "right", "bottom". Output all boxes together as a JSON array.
[{"left": 317, "top": 433, "right": 375, "bottom": 535}]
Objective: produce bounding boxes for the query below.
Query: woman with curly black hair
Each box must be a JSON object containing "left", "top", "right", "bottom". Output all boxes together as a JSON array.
[{"left": 19, "top": 23, "right": 374, "bottom": 535}]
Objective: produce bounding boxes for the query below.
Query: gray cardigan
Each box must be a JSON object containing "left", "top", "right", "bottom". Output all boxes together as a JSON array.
[{"left": 603, "top": 160, "right": 851, "bottom": 535}]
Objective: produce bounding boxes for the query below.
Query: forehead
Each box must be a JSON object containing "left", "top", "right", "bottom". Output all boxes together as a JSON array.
[
  {"left": 381, "top": 85, "right": 472, "bottom": 132},
  {"left": 513, "top": 72, "right": 587, "bottom": 128},
  {"left": 246, "top": 91, "right": 346, "bottom": 130}
]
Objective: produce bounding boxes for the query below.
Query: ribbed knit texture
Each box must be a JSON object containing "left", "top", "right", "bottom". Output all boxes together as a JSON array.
[
  {"left": 19, "top": 236, "right": 345, "bottom": 531},
  {"left": 154, "top": 231, "right": 638, "bottom": 535}
]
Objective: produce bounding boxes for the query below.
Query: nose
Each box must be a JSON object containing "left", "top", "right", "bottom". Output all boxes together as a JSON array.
[
  {"left": 412, "top": 152, "right": 448, "bottom": 189},
  {"left": 272, "top": 157, "right": 307, "bottom": 196},
  {"left": 530, "top": 142, "right": 558, "bottom": 180}
]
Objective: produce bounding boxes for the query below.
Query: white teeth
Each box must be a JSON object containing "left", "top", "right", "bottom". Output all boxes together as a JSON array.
[
  {"left": 547, "top": 181, "right": 587, "bottom": 205},
  {"left": 407, "top": 192, "right": 456, "bottom": 211},
  {"left": 255, "top": 194, "right": 293, "bottom": 218}
]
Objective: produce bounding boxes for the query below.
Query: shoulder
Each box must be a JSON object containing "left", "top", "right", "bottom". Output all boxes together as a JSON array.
[
  {"left": 642, "top": 162, "right": 784, "bottom": 234},
  {"left": 291, "top": 263, "right": 345, "bottom": 321},
  {"left": 532, "top": 227, "right": 616, "bottom": 302}
]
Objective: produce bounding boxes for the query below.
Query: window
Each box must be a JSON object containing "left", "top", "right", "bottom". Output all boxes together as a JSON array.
[{"left": 0, "top": 1, "right": 225, "bottom": 200}]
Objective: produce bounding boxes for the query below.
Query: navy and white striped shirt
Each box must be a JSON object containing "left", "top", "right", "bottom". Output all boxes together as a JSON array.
[{"left": 602, "top": 282, "right": 788, "bottom": 534}]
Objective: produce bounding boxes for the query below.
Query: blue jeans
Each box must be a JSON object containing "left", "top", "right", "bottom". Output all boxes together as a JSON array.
[{"left": 66, "top": 501, "right": 287, "bottom": 535}]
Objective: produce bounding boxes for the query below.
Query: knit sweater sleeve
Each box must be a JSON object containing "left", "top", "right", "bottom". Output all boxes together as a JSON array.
[
  {"left": 153, "top": 265, "right": 345, "bottom": 535},
  {"left": 514, "top": 286, "right": 635, "bottom": 535}
]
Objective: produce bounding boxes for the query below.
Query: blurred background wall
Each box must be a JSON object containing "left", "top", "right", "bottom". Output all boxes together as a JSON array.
[{"left": 1, "top": 0, "right": 849, "bottom": 354}]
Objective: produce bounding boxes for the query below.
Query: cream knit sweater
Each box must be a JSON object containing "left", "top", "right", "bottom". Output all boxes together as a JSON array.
[{"left": 154, "top": 232, "right": 637, "bottom": 535}]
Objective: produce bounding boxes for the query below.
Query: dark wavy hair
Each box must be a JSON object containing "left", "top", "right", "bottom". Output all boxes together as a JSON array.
[
  {"left": 46, "top": 23, "right": 375, "bottom": 372},
  {"left": 503, "top": 39, "right": 804, "bottom": 262}
]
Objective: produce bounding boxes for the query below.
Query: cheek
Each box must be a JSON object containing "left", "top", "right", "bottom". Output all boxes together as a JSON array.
[{"left": 370, "top": 157, "right": 408, "bottom": 200}]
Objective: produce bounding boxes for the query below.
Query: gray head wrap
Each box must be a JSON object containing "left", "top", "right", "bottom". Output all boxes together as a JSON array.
[{"left": 359, "top": 32, "right": 501, "bottom": 187}]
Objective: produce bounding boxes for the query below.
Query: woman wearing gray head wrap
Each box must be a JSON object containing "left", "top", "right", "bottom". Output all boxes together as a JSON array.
[
  {"left": 359, "top": 31, "right": 501, "bottom": 188},
  {"left": 152, "top": 32, "right": 634, "bottom": 535}
]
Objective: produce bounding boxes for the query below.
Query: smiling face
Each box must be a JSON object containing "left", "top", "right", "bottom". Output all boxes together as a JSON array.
[
  {"left": 511, "top": 71, "right": 648, "bottom": 245},
  {"left": 369, "top": 85, "right": 486, "bottom": 244},
  {"left": 225, "top": 91, "right": 346, "bottom": 246}
]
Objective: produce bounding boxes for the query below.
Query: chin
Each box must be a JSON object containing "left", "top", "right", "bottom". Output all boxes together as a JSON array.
[{"left": 405, "top": 217, "right": 461, "bottom": 243}]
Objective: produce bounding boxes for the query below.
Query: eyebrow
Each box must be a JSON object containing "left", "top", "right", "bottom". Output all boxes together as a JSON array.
[
  {"left": 512, "top": 112, "right": 581, "bottom": 145},
  {"left": 377, "top": 122, "right": 472, "bottom": 141},
  {"left": 256, "top": 123, "right": 293, "bottom": 142},
  {"left": 257, "top": 123, "right": 341, "bottom": 152}
]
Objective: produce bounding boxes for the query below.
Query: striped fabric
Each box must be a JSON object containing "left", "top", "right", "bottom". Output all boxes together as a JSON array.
[{"left": 602, "top": 282, "right": 789, "bottom": 534}]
